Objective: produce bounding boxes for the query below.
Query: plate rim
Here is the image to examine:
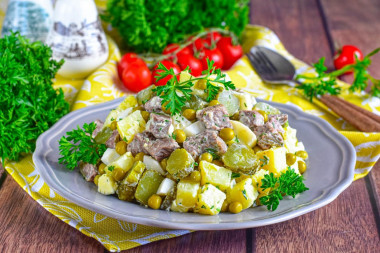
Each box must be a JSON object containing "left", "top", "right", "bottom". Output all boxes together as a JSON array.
[{"left": 33, "top": 97, "right": 355, "bottom": 230}]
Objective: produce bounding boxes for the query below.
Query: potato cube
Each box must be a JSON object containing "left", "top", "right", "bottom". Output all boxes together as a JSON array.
[
  {"left": 97, "top": 174, "right": 117, "bottom": 195},
  {"left": 103, "top": 109, "right": 118, "bottom": 128},
  {"left": 226, "top": 178, "right": 258, "bottom": 209},
  {"left": 176, "top": 180, "right": 200, "bottom": 208},
  {"left": 117, "top": 110, "right": 146, "bottom": 144},
  {"left": 106, "top": 152, "right": 134, "bottom": 174},
  {"left": 199, "top": 161, "right": 232, "bottom": 191},
  {"left": 195, "top": 184, "right": 226, "bottom": 215},
  {"left": 135, "top": 170, "right": 164, "bottom": 205},
  {"left": 256, "top": 147, "right": 287, "bottom": 176},
  {"left": 230, "top": 120, "right": 257, "bottom": 148},
  {"left": 171, "top": 200, "right": 190, "bottom": 213}
]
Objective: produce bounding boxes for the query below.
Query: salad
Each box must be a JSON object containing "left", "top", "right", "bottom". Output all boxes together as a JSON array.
[{"left": 59, "top": 65, "right": 308, "bottom": 215}]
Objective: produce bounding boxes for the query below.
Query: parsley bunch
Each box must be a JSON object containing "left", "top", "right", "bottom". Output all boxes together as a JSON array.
[
  {"left": 58, "top": 122, "right": 107, "bottom": 170},
  {"left": 259, "top": 169, "right": 309, "bottom": 211},
  {"left": 0, "top": 32, "right": 69, "bottom": 162},
  {"left": 102, "top": 0, "right": 249, "bottom": 53},
  {"left": 296, "top": 48, "right": 380, "bottom": 101},
  {"left": 154, "top": 59, "right": 235, "bottom": 115}
]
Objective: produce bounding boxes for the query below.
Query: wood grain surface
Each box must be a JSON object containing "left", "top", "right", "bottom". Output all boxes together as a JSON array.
[{"left": 1, "top": 0, "right": 379, "bottom": 252}]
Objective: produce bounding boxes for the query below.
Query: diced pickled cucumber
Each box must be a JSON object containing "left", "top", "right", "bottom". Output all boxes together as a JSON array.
[
  {"left": 166, "top": 149, "right": 195, "bottom": 179},
  {"left": 122, "top": 161, "right": 146, "bottom": 187},
  {"left": 116, "top": 184, "right": 136, "bottom": 201},
  {"left": 135, "top": 170, "right": 164, "bottom": 206},
  {"left": 136, "top": 85, "right": 155, "bottom": 105},
  {"left": 95, "top": 127, "right": 113, "bottom": 144},
  {"left": 117, "top": 110, "right": 146, "bottom": 143},
  {"left": 185, "top": 95, "right": 208, "bottom": 110},
  {"left": 117, "top": 95, "right": 138, "bottom": 111},
  {"left": 253, "top": 102, "right": 280, "bottom": 115},
  {"left": 217, "top": 90, "right": 240, "bottom": 115},
  {"left": 161, "top": 185, "right": 177, "bottom": 210},
  {"left": 222, "top": 143, "right": 259, "bottom": 174},
  {"left": 103, "top": 110, "right": 118, "bottom": 128}
]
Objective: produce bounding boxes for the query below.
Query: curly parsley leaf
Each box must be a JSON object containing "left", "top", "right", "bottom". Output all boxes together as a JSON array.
[
  {"left": 102, "top": 0, "right": 249, "bottom": 53},
  {"left": 154, "top": 59, "right": 236, "bottom": 115},
  {"left": 0, "top": 32, "right": 68, "bottom": 162},
  {"left": 259, "top": 169, "right": 309, "bottom": 211},
  {"left": 296, "top": 48, "right": 380, "bottom": 101},
  {"left": 58, "top": 122, "right": 107, "bottom": 170}
]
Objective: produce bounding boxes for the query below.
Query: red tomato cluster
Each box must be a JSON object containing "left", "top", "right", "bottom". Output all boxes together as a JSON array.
[{"left": 117, "top": 32, "right": 243, "bottom": 92}]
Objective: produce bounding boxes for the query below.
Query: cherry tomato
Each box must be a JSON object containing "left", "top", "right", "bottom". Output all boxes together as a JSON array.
[
  {"left": 186, "top": 37, "right": 208, "bottom": 55},
  {"left": 152, "top": 60, "right": 181, "bottom": 86},
  {"left": 177, "top": 54, "right": 203, "bottom": 76},
  {"left": 117, "top": 53, "right": 145, "bottom": 79},
  {"left": 199, "top": 47, "right": 224, "bottom": 70},
  {"left": 217, "top": 36, "right": 243, "bottom": 70},
  {"left": 122, "top": 61, "right": 152, "bottom": 92},
  {"left": 162, "top": 43, "right": 192, "bottom": 60},
  {"left": 334, "top": 45, "right": 363, "bottom": 73},
  {"left": 205, "top": 31, "right": 222, "bottom": 46}
]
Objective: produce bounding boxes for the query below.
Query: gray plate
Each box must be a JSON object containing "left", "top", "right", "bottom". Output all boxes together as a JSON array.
[{"left": 33, "top": 97, "right": 355, "bottom": 230}]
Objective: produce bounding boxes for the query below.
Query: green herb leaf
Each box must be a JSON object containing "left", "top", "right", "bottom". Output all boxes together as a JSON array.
[
  {"left": 0, "top": 32, "right": 68, "bottom": 162},
  {"left": 231, "top": 172, "right": 241, "bottom": 179},
  {"left": 259, "top": 169, "right": 309, "bottom": 211},
  {"left": 58, "top": 122, "right": 107, "bottom": 170}
]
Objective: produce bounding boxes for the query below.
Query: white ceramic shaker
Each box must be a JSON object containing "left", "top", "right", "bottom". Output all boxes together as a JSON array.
[
  {"left": 1, "top": 0, "right": 53, "bottom": 42},
  {"left": 46, "top": 0, "right": 109, "bottom": 79}
]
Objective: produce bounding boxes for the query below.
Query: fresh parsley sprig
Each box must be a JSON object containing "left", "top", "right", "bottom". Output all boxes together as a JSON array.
[
  {"left": 0, "top": 32, "right": 68, "bottom": 162},
  {"left": 259, "top": 169, "right": 309, "bottom": 211},
  {"left": 58, "top": 122, "right": 107, "bottom": 170},
  {"left": 296, "top": 48, "right": 380, "bottom": 102},
  {"left": 153, "top": 59, "right": 236, "bottom": 115}
]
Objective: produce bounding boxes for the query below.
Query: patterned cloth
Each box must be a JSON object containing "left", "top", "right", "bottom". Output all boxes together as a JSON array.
[{"left": 2, "top": 2, "right": 380, "bottom": 251}]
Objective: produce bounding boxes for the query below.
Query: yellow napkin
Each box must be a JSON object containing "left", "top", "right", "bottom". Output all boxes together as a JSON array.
[{"left": 2, "top": 3, "right": 380, "bottom": 250}]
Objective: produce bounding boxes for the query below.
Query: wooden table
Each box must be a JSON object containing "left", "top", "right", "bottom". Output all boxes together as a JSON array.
[{"left": 1, "top": 0, "right": 380, "bottom": 252}]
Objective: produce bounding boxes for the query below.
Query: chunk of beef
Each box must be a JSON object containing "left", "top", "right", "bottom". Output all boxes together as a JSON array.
[
  {"left": 80, "top": 163, "right": 98, "bottom": 182},
  {"left": 268, "top": 114, "right": 288, "bottom": 126},
  {"left": 92, "top": 119, "right": 104, "bottom": 138},
  {"left": 105, "top": 130, "right": 120, "bottom": 148},
  {"left": 268, "top": 117, "right": 285, "bottom": 134},
  {"left": 183, "top": 130, "right": 227, "bottom": 158},
  {"left": 146, "top": 113, "right": 173, "bottom": 138},
  {"left": 127, "top": 131, "right": 155, "bottom": 155},
  {"left": 196, "top": 104, "right": 232, "bottom": 131},
  {"left": 254, "top": 122, "right": 284, "bottom": 150},
  {"left": 144, "top": 96, "right": 163, "bottom": 113},
  {"left": 146, "top": 138, "right": 179, "bottom": 161},
  {"left": 239, "top": 110, "right": 264, "bottom": 130}
]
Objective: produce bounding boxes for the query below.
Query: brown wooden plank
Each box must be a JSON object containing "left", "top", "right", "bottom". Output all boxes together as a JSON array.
[
  {"left": 126, "top": 230, "right": 246, "bottom": 253},
  {"left": 254, "top": 180, "right": 380, "bottom": 252},
  {"left": 0, "top": 177, "right": 103, "bottom": 252},
  {"left": 250, "top": 0, "right": 334, "bottom": 66}
]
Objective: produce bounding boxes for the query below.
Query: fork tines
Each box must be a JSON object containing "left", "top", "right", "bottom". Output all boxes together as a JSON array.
[{"left": 247, "top": 48, "right": 278, "bottom": 76}]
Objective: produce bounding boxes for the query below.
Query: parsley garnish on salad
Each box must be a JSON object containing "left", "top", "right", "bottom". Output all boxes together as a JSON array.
[
  {"left": 154, "top": 59, "right": 235, "bottom": 115},
  {"left": 259, "top": 169, "right": 309, "bottom": 211},
  {"left": 58, "top": 122, "right": 107, "bottom": 170}
]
